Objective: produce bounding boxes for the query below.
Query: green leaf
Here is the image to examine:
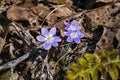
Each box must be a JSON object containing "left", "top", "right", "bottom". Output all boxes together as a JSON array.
[
  {"left": 100, "top": 68, "right": 108, "bottom": 80},
  {"left": 109, "top": 64, "right": 119, "bottom": 80},
  {"left": 116, "top": 62, "right": 120, "bottom": 68},
  {"left": 90, "top": 69, "right": 98, "bottom": 80},
  {"left": 98, "top": 52, "right": 107, "bottom": 62},
  {"left": 66, "top": 50, "right": 120, "bottom": 80},
  {"left": 78, "top": 58, "right": 88, "bottom": 68},
  {"left": 66, "top": 70, "right": 76, "bottom": 80},
  {"left": 106, "top": 49, "right": 117, "bottom": 60},
  {"left": 78, "top": 77, "right": 83, "bottom": 80},
  {"left": 65, "top": 45, "right": 72, "bottom": 52},
  {"left": 85, "top": 54, "right": 95, "bottom": 63},
  {"left": 70, "top": 63, "right": 80, "bottom": 73},
  {"left": 82, "top": 73, "right": 91, "bottom": 80}
]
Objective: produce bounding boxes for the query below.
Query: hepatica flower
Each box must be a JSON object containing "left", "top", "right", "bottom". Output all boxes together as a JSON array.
[
  {"left": 64, "top": 20, "right": 84, "bottom": 44},
  {"left": 64, "top": 20, "right": 81, "bottom": 31},
  {"left": 64, "top": 31, "right": 84, "bottom": 44},
  {"left": 36, "top": 27, "right": 62, "bottom": 50}
]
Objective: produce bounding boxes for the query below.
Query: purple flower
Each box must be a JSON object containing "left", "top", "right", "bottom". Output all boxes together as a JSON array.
[
  {"left": 36, "top": 27, "right": 62, "bottom": 50},
  {"left": 64, "top": 20, "right": 81, "bottom": 31},
  {"left": 64, "top": 31, "right": 84, "bottom": 44},
  {"left": 64, "top": 20, "right": 84, "bottom": 44}
]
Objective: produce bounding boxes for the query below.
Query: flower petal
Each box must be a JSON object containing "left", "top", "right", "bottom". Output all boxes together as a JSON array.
[
  {"left": 64, "top": 32, "right": 70, "bottom": 36},
  {"left": 54, "top": 36, "right": 62, "bottom": 42},
  {"left": 41, "top": 28, "right": 49, "bottom": 36},
  {"left": 64, "top": 22, "right": 70, "bottom": 27},
  {"left": 36, "top": 36, "right": 45, "bottom": 42},
  {"left": 49, "top": 27, "right": 56, "bottom": 36},
  {"left": 43, "top": 42, "right": 51, "bottom": 50},
  {"left": 65, "top": 27, "right": 69, "bottom": 30},
  {"left": 74, "top": 38, "right": 80, "bottom": 44},
  {"left": 75, "top": 26, "right": 81, "bottom": 30},
  {"left": 78, "top": 33, "right": 84, "bottom": 38},
  {"left": 67, "top": 37, "right": 73, "bottom": 42},
  {"left": 52, "top": 42, "right": 58, "bottom": 47},
  {"left": 71, "top": 20, "right": 76, "bottom": 26}
]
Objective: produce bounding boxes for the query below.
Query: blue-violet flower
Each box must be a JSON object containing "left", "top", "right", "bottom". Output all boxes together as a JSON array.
[
  {"left": 36, "top": 27, "right": 62, "bottom": 50},
  {"left": 64, "top": 20, "right": 81, "bottom": 31},
  {"left": 64, "top": 31, "right": 84, "bottom": 44}
]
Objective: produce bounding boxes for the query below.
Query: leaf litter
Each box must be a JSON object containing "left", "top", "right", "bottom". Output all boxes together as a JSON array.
[{"left": 0, "top": 0, "right": 120, "bottom": 80}]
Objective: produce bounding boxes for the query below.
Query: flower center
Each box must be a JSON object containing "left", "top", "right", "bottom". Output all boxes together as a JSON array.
[
  {"left": 70, "top": 33, "right": 77, "bottom": 38},
  {"left": 45, "top": 35, "right": 53, "bottom": 42},
  {"left": 69, "top": 25, "right": 75, "bottom": 30}
]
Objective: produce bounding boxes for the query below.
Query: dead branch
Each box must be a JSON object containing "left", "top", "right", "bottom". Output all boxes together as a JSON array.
[{"left": 0, "top": 51, "right": 31, "bottom": 70}]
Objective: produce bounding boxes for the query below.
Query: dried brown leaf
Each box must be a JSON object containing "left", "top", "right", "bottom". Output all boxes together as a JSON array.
[
  {"left": 7, "top": 6, "right": 35, "bottom": 21},
  {"left": 86, "top": 2, "right": 120, "bottom": 27}
]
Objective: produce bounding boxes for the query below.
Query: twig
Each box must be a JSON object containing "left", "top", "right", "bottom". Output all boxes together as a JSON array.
[
  {"left": 10, "top": 22, "right": 33, "bottom": 46},
  {"left": 0, "top": 51, "right": 31, "bottom": 70},
  {"left": 41, "top": 50, "right": 54, "bottom": 80},
  {"left": 54, "top": 52, "right": 70, "bottom": 68},
  {"left": 41, "top": 5, "right": 65, "bottom": 25},
  {"left": 0, "top": 45, "right": 44, "bottom": 71}
]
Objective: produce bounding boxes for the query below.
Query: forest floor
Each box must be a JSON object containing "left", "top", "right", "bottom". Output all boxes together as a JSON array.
[{"left": 0, "top": 0, "right": 120, "bottom": 80}]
